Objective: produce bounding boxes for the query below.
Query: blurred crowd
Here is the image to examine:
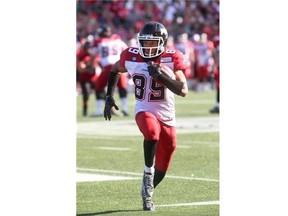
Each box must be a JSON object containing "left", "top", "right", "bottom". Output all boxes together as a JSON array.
[
  {"left": 76, "top": 0, "right": 220, "bottom": 115},
  {"left": 77, "top": 0, "right": 219, "bottom": 43}
]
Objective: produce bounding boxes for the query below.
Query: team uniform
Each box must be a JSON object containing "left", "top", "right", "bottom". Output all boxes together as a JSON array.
[
  {"left": 175, "top": 33, "right": 195, "bottom": 79},
  {"left": 76, "top": 42, "right": 98, "bottom": 116},
  {"left": 119, "top": 47, "right": 186, "bottom": 171},
  {"left": 92, "top": 31, "right": 129, "bottom": 116},
  {"left": 210, "top": 34, "right": 220, "bottom": 113},
  {"left": 93, "top": 34, "right": 128, "bottom": 92},
  {"left": 104, "top": 21, "right": 188, "bottom": 211},
  {"left": 193, "top": 34, "right": 215, "bottom": 91}
]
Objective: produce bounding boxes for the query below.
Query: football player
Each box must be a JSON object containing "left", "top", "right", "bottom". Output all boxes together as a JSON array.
[
  {"left": 175, "top": 33, "right": 195, "bottom": 80},
  {"left": 104, "top": 21, "right": 188, "bottom": 211},
  {"left": 91, "top": 25, "right": 129, "bottom": 116},
  {"left": 76, "top": 40, "right": 97, "bottom": 116},
  {"left": 210, "top": 32, "right": 220, "bottom": 113},
  {"left": 193, "top": 33, "right": 215, "bottom": 92}
]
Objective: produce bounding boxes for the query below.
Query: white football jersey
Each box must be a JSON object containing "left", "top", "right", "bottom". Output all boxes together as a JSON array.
[
  {"left": 93, "top": 34, "right": 127, "bottom": 67},
  {"left": 119, "top": 47, "right": 187, "bottom": 126}
]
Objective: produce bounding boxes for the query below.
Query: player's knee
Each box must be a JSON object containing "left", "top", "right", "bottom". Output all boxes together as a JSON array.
[{"left": 144, "top": 132, "right": 159, "bottom": 141}]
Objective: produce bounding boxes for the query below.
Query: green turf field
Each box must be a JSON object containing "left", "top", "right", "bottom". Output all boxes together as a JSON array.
[{"left": 76, "top": 90, "right": 219, "bottom": 215}]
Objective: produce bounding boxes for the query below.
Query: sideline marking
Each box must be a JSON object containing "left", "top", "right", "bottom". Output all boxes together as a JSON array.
[
  {"left": 176, "top": 145, "right": 191, "bottom": 149},
  {"left": 97, "top": 147, "right": 130, "bottom": 151},
  {"left": 77, "top": 173, "right": 140, "bottom": 182},
  {"left": 77, "top": 168, "right": 219, "bottom": 182},
  {"left": 157, "top": 200, "right": 219, "bottom": 207},
  {"left": 77, "top": 116, "right": 219, "bottom": 136}
]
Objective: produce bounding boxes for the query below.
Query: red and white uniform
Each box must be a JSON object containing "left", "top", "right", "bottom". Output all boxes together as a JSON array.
[
  {"left": 213, "top": 34, "right": 220, "bottom": 89},
  {"left": 76, "top": 48, "right": 97, "bottom": 83},
  {"left": 194, "top": 40, "right": 214, "bottom": 80},
  {"left": 119, "top": 47, "right": 186, "bottom": 127},
  {"left": 175, "top": 40, "right": 195, "bottom": 79},
  {"left": 93, "top": 34, "right": 127, "bottom": 67},
  {"left": 93, "top": 34, "right": 128, "bottom": 91}
]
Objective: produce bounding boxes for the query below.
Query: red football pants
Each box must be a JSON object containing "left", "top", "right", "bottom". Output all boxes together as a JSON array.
[{"left": 136, "top": 111, "right": 176, "bottom": 172}]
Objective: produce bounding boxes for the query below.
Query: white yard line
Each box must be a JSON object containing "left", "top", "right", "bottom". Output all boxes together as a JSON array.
[
  {"left": 157, "top": 200, "right": 219, "bottom": 207},
  {"left": 176, "top": 145, "right": 191, "bottom": 149},
  {"left": 77, "top": 173, "right": 140, "bottom": 182},
  {"left": 176, "top": 99, "right": 215, "bottom": 104},
  {"left": 77, "top": 117, "right": 219, "bottom": 136},
  {"left": 97, "top": 147, "right": 130, "bottom": 151},
  {"left": 166, "top": 175, "right": 219, "bottom": 182},
  {"left": 77, "top": 168, "right": 219, "bottom": 182}
]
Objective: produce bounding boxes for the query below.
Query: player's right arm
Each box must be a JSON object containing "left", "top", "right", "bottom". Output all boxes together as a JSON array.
[
  {"left": 106, "top": 61, "right": 127, "bottom": 96},
  {"left": 104, "top": 61, "right": 127, "bottom": 121}
]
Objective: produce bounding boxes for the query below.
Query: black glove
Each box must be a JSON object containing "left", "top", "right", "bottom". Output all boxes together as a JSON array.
[
  {"left": 104, "top": 95, "right": 119, "bottom": 121},
  {"left": 147, "top": 63, "right": 161, "bottom": 81}
]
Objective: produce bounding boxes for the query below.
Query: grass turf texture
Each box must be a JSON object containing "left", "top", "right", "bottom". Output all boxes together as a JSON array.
[{"left": 77, "top": 90, "right": 219, "bottom": 215}]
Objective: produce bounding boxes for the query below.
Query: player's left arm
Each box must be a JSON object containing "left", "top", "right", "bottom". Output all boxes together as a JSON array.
[
  {"left": 174, "top": 69, "right": 188, "bottom": 97},
  {"left": 148, "top": 64, "right": 188, "bottom": 97},
  {"left": 148, "top": 50, "right": 188, "bottom": 97},
  {"left": 170, "top": 50, "right": 189, "bottom": 97}
]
